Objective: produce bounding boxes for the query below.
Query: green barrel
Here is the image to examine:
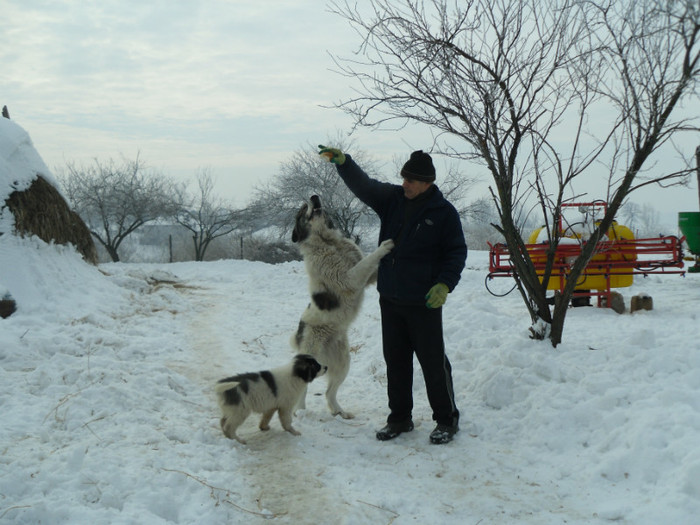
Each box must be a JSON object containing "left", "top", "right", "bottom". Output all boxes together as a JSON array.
[{"left": 679, "top": 212, "right": 700, "bottom": 255}]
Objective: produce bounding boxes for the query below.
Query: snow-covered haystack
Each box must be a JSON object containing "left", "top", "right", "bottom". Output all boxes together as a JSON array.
[
  {"left": 4, "top": 174, "right": 97, "bottom": 264},
  {"left": 0, "top": 112, "right": 97, "bottom": 264}
]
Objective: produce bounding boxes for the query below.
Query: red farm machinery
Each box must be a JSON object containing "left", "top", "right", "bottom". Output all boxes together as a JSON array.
[{"left": 487, "top": 202, "right": 687, "bottom": 309}]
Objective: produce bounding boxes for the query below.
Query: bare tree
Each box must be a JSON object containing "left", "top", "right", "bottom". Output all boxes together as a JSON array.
[
  {"left": 175, "top": 169, "right": 241, "bottom": 261},
  {"left": 60, "top": 155, "right": 178, "bottom": 262},
  {"left": 330, "top": 0, "right": 699, "bottom": 346}
]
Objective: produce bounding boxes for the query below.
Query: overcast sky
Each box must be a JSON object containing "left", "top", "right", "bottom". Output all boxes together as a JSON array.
[{"left": 3, "top": 1, "right": 698, "bottom": 226}]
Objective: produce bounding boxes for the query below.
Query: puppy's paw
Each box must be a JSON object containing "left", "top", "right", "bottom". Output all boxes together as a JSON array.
[
  {"left": 334, "top": 410, "right": 355, "bottom": 420},
  {"left": 259, "top": 423, "right": 271, "bottom": 431},
  {"left": 220, "top": 418, "right": 234, "bottom": 439}
]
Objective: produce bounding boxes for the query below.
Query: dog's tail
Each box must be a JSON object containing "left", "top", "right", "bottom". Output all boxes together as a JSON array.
[
  {"left": 214, "top": 378, "right": 240, "bottom": 394},
  {"left": 215, "top": 378, "right": 243, "bottom": 407},
  {"left": 215, "top": 382, "right": 235, "bottom": 393}
]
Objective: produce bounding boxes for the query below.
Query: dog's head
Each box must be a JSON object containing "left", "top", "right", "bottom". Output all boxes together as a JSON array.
[
  {"left": 292, "top": 354, "right": 328, "bottom": 383},
  {"left": 291, "top": 195, "right": 334, "bottom": 243}
]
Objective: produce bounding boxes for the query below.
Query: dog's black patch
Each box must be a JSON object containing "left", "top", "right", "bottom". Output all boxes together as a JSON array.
[
  {"left": 222, "top": 372, "right": 260, "bottom": 394},
  {"left": 313, "top": 291, "right": 340, "bottom": 311},
  {"left": 219, "top": 370, "right": 277, "bottom": 405},
  {"left": 295, "top": 320, "right": 306, "bottom": 347},
  {"left": 260, "top": 370, "right": 277, "bottom": 397},
  {"left": 222, "top": 387, "right": 242, "bottom": 406},
  {"left": 218, "top": 372, "right": 265, "bottom": 405},
  {"left": 221, "top": 372, "right": 261, "bottom": 383},
  {"left": 292, "top": 354, "right": 322, "bottom": 383}
]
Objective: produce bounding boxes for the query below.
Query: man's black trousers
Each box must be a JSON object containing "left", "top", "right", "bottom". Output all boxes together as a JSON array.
[{"left": 379, "top": 297, "right": 459, "bottom": 427}]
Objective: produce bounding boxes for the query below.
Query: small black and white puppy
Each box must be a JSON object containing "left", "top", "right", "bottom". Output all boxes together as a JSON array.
[{"left": 215, "top": 354, "right": 327, "bottom": 444}]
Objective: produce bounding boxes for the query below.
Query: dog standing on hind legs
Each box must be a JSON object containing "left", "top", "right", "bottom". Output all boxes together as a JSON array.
[{"left": 291, "top": 195, "right": 394, "bottom": 419}]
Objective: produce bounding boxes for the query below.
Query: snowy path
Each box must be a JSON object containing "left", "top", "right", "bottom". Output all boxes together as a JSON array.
[{"left": 167, "top": 279, "right": 346, "bottom": 523}]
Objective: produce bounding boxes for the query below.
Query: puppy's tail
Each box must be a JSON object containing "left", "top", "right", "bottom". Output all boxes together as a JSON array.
[
  {"left": 215, "top": 379, "right": 244, "bottom": 408},
  {"left": 214, "top": 378, "right": 240, "bottom": 394},
  {"left": 214, "top": 377, "right": 240, "bottom": 395}
]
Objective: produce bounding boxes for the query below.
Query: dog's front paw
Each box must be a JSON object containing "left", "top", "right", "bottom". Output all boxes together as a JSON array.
[{"left": 378, "top": 239, "right": 394, "bottom": 255}]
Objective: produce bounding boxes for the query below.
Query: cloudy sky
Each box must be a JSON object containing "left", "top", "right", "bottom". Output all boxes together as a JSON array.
[{"left": 2, "top": 1, "right": 698, "bottom": 225}]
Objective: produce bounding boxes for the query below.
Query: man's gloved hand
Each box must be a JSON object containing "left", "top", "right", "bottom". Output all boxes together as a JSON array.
[
  {"left": 425, "top": 283, "right": 449, "bottom": 309},
  {"left": 318, "top": 145, "right": 346, "bottom": 165}
]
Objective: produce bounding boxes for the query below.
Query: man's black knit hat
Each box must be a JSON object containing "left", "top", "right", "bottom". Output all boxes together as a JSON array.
[{"left": 401, "top": 150, "right": 436, "bottom": 182}]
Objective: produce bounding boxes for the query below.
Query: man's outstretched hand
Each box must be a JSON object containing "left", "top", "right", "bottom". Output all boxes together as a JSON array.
[{"left": 318, "top": 145, "right": 346, "bottom": 165}]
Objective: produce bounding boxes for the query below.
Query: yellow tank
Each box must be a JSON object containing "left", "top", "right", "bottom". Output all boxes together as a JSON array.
[{"left": 527, "top": 221, "right": 636, "bottom": 291}]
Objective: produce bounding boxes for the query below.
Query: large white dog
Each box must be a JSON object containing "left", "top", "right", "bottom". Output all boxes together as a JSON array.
[{"left": 291, "top": 195, "right": 394, "bottom": 419}]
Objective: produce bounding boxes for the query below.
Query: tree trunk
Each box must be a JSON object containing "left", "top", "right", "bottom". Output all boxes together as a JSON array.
[
  {"left": 549, "top": 293, "right": 569, "bottom": 347},
  {"left": 192, "top": 235, "right": 202, "bottom": 262},
  {"left": 106, "top": 246, "right": 120, "bottom": 262}
]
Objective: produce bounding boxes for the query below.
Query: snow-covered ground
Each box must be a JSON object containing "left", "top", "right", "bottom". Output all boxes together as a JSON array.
[{"left": 1, "top": 233, "right": 699, "bottom": 524}]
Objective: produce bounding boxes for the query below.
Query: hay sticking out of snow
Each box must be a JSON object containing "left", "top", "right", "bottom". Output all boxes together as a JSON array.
[{"left": 4, "top": 175, "right": 98, "bottom": 264}]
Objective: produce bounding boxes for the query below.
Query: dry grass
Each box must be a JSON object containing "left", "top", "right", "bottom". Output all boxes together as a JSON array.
[{"left": 5, "top": 175, "right": 98, "bottom": 264}]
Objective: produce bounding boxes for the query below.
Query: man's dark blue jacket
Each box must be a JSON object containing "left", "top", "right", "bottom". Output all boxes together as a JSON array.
[{"left": 337, "top": 154, "right": 468, "bottom": 305}]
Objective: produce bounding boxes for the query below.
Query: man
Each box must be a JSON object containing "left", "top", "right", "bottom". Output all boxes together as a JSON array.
[{"left": 319, "top": 145, "right": 467, "bottom": 444}]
